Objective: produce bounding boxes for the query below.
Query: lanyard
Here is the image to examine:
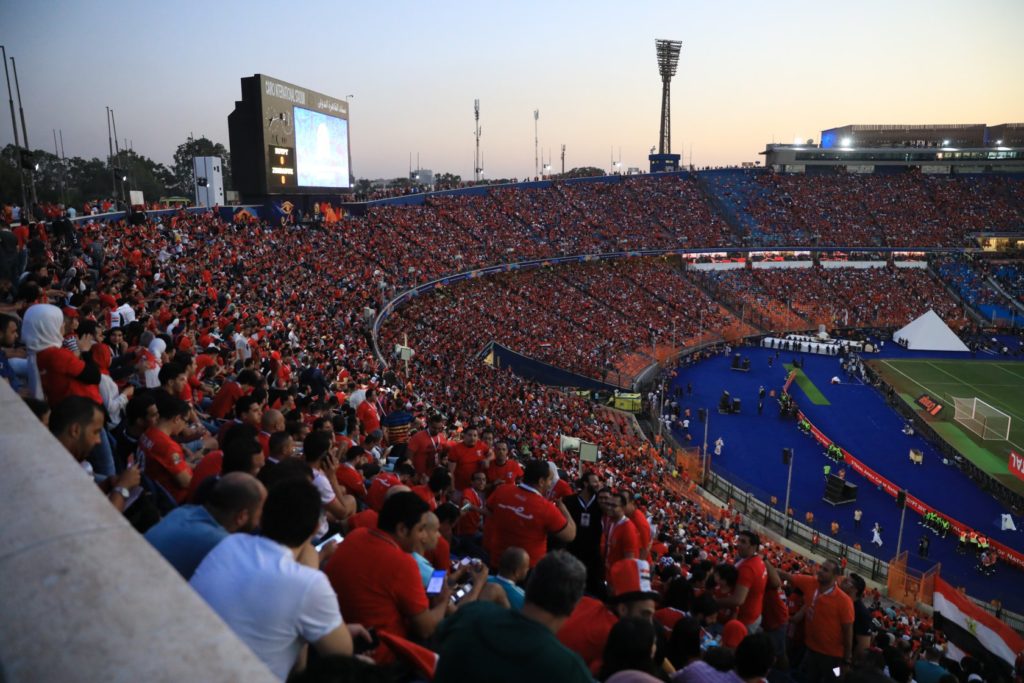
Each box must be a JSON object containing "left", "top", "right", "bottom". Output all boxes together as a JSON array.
[{"left": 809, "top": 584, "right": 834, "bottom": 622}]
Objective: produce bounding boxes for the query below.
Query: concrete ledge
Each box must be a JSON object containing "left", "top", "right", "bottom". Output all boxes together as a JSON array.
[{"left": 0, "top": 383, "right": 276, "bottom": 683}]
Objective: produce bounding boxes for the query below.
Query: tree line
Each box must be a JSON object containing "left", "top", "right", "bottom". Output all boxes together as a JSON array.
[{"left": 0, "top": 136, "right": 230, "bottom": 208}]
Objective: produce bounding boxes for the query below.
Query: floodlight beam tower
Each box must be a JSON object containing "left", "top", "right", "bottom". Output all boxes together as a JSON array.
[
  {"left": 655, "top": 39, "right": 682, "bottom": 155},
  {"left": 473, "top": 99, "right": 482, "bottom": 182}
]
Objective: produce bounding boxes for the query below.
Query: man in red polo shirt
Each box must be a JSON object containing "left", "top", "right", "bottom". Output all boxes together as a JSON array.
[
  {"left": 334, "top": 445, "right": 369, "bottom": 501},
  {"left": 484, "top": 459, "right": 575, "bottom": 568},
  {"left": 625, "top": 493, "right": 652, "bottom": 561},
  {"left": 557, "top": 558, "right": 660, "bottom": 675},
  {"left": 447, "top": 426, "right": 492, "bottom": 493},
  {"left": 365, "top": 462, "right": 416, "bottom": 512},
  {"left": 601, "top": 491, "right": 639, "bottom": 579},
  {"left": 138, "top": 396, "right": 194, "bottom": 503},
  {"left": 715, "top": 529, "right": 768, "bottom": 631},
  {"left": 485, "top": 441, "right": 523, "bottom": 490},
  {"left": 325, "top": 491, "right": 487, "bottom": 660},
  {"left": 355, "top": 386, "right": 382, "bottom": 436},
  {"left": 407, "top": 413, "right": 449, "bottom": 478}
]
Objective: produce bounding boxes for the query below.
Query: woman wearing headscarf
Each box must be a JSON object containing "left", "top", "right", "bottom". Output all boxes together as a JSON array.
[{"left": 21, "top": 302, "right": 101, "bottom": 407}]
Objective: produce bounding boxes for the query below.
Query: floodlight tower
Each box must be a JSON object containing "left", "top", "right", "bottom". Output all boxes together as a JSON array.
[
  {"left": 474, "top": 99, "right": 482, "bottom": 182},
  {"left": 650, "top": 39, "right": 683, "bottom": 173}
]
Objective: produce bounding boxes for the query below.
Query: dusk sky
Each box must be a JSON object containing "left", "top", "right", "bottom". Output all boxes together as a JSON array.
[{"left": 2, "top": 0, "right": 1022, "bottom": 181}]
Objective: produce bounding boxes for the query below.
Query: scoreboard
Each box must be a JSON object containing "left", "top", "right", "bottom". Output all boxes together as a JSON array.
[{"left": 228, "top": 74, "right": 351, "bottom": 198}]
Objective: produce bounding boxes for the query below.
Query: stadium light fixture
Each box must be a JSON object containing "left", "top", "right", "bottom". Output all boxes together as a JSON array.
[
  {"left": 996, "top": 139, "right": 1003, "bottom": 145},
  {"left": 942, "top": 139, "right": 950, "bottom": 146},
  {"left": 840, "top": 137, "right": 852, "bottom": 147}
]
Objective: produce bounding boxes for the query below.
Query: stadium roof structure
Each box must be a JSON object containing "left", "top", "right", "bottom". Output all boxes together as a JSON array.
[{"left": 892, "top": 309, "right": 970, "bottom": 352}]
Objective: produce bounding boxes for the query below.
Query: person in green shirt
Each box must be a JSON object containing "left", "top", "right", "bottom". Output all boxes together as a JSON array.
[{"left": 433, "top": 550, "right": 593, "bottom": 683}]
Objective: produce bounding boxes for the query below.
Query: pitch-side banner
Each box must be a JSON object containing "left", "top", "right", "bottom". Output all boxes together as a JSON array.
[{"left": 1009, "top": 450, "right": 1024, "bottom": 483}]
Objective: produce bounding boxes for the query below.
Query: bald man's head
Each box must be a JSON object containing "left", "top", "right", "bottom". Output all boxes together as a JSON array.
[
  {"left": 500, "top": 546, "right": 531, "bottom": 581},
  {"left": 207, "top": 472, "right": 268, "bottom": 533},
  {"left": 262, "top": 409, "right": 285, "bottom": 433}
]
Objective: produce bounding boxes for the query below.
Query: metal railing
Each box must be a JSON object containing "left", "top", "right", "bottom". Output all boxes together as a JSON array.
[{"left": 702, "top": 470, "right": 891, "bottom": 583}]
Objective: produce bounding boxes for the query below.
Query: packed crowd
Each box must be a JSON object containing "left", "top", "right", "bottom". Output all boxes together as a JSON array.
[
  {"left": 695, "top": 266, "right": 967, "bottom": 331},
  {"left": 2, "top": 186, "right": 1023, "bottom": 682},
  {"left": 700, "top": 170, "right": 1024, "bottom": 248},
  {"left": 378, "top": 258, "right": 740, "bottom": 382}
]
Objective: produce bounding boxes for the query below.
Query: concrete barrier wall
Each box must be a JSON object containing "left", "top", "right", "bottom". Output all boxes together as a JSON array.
[{"left": 0, "top": 382, "right": 276, "bottom": 683}]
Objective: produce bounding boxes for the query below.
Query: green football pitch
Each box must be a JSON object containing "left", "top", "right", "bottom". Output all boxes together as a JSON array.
[{"left": 870, "top": 358, "right": 1024, "bottom": 494}]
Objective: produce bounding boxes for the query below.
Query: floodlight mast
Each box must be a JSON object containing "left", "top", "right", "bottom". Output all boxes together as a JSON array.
[{"left": 655, "top": 39, "right": 682, "bottom": 155}]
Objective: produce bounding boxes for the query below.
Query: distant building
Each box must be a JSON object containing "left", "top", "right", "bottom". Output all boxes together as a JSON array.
[{"left": 762, "top": 123, "right": 1024, "bottom": 173}]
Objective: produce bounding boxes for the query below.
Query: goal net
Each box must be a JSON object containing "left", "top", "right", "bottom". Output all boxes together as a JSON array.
[{"left": 953, "top": 397, "right": 1012, "bottom": 440}]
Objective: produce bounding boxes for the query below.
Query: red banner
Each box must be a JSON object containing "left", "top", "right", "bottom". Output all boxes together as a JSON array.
[{"left": 1010, "top": 450, "right": 1024, "bottom": 484}]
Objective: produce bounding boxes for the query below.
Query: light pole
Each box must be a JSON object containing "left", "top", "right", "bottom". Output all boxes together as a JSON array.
[
  {"left": 895, "top": 490, "right": 908, "bottom": 556},
  {"left": 782, "top": 448, "right": 794, "bottom": 536},
  {"left": 533, "top": 109, "right": 539, "bottom": 178},
  {"left": 701, "top": 410, "right": 710, "bottom": 484},
  {"left": 10, "top": 56, "right": 37, "bottom": 208},
  {"left": 1, "top": 46, "right": 27, "bottom": 212}
]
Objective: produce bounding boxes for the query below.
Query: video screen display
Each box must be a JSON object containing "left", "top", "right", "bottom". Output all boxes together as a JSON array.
[{"left": 293, "top": 106, "right": 350, "bottom": 188}]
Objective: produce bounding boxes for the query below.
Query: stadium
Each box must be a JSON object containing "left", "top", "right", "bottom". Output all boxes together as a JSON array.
[{"left": 3, "top": 21, "right": 1024, "bottom": 683}]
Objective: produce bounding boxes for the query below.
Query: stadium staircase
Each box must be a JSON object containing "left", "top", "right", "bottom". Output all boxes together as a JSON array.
[
  {"left": 691, "top": 171, "right": 750, "bottom": 245},
  {"left": 926, "top": 261, "right": 986, "bottom": 326},
  {"left": 933, "top": 256, "right": 1019, "bottom": 326},
  {"left": 682, "top": 268, "right": 767, "bottom": 334}
]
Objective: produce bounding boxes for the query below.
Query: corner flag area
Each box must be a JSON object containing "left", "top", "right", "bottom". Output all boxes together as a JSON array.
[{"left": 870, "top": 359, "right": 1024, "bottom": 495}]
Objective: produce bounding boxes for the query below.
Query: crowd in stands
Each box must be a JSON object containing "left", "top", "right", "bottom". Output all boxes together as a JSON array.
[
  {"left": 700, "top": 170, "right": 1024, "bottom": 248},
  {"left": 378, "top": 258, "right": 738, "bottom": 382},
  {"left": 2, "top": 175, "right": 1024, "bottom": 681},
  {"left": 696, "top": 265, "right": 967, "bottom": 331}
]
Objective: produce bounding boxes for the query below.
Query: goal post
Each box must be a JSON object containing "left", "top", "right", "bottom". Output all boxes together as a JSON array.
[{"left": 953, "top": 397, "right": 1012, "bottom": 441}]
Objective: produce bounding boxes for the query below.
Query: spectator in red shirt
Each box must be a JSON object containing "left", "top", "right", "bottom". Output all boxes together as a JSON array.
[
  {"left": 447, "top": 426, "right": 493, "bottom": 494},
  {"left": 355, "top": 387, "right": 382, "bottom": 436},
  {"left": 454, "top": 470, "right": 487, "bottom": 552},
  {"left": 325, "top": 491, "right": 486, "bottom": 658},
  {"left": 406, "top": 413, "right": 449, "bottom": 478},
  {"left": 625, "top": 494, "right": 653, "bottom": 561},
  {"left": 484, "top": 459, "right": 576, "bottom": 568},
  {"left": 207, "top": 369, "right": 260, "bottom": 420},
  {"left": 485, "top": 441, "right": 524, "bottom": 490},
  {"left": 334, "top": 444, "right": 369, "bottom": 501},
  {"left": 557, "top": 558, "right": 660, "bottom": 674},
  {"left": 365, "top": 462, "right": 416, "bottom": 512},
  {"left": 411, "top": 466, "right": 453, "bottom": 511},
  {"left": 601, "top": 491, "right": 640, "bottom": 579},
  {"left": 138, "top": 396, "right": 194, "bottom": 504},
  {"left": 715, "top": 529, "right": 768, "bottom": 631}
]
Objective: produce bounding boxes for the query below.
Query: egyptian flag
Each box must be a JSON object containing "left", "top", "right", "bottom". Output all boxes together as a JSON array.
[{"left": 933, "top": 578, "right": 1024, "bottom": 672}]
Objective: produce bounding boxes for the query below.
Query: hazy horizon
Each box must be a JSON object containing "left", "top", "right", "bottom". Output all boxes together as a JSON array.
[{"left": 1, "top": 0, "right": 1022, "bottom": 181}]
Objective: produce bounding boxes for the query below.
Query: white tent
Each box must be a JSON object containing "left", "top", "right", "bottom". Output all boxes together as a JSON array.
[{"left": 892, "top": 309, "right": 969, "bottom": 352}]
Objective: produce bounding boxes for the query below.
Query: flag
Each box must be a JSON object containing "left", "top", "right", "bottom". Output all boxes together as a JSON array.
[{"left": 933, "top": 578, "right": 1024, "bottom": 670}]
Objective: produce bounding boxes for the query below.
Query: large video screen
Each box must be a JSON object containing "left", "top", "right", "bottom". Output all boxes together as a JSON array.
[{"left": 293, "top": 106, "right": 350, "bottom": 188}]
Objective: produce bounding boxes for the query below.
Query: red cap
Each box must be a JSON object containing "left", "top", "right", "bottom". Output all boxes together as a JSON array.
[
  {"left": 608, "top": 559, "right": 659, "bottom": 602},
  {"left": 99, "top": 294, "right": 117, "bottom": 308},
  {"left": 62, "top": 306, "right": 79, "bottom": 318},
  {"left": 376, "top": 631, "right": 437, "bottom": 678}
]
